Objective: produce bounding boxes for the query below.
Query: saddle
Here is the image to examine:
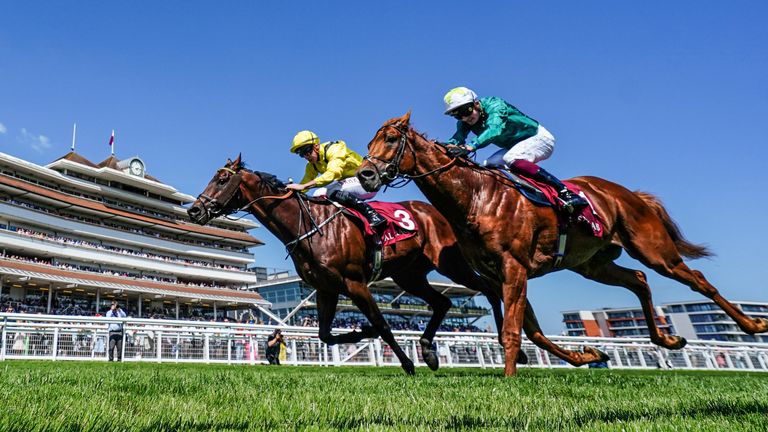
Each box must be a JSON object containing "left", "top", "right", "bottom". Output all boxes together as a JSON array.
[{"left": 500, "top": 170, "right": 603, "bottom": 238}]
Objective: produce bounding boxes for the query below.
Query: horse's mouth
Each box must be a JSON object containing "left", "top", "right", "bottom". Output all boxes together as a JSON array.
[
  {"left": 187, "top": 206, "right": 210, "bottom": 225},
  {"left": 356, "top": 170, "right": 383, "bottom": 192}
]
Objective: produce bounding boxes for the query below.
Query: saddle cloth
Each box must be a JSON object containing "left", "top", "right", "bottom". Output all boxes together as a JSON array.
[
  {"left": 344, "top": 202, "right": 419, "bottom": 246},
  {"left": 514, "top": 174, "right": 603, "bottom": 238}
]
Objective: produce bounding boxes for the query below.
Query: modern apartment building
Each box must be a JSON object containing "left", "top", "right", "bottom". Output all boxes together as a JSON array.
[{"left": 563, "top": 301, "right": 768, "bottom": 342}]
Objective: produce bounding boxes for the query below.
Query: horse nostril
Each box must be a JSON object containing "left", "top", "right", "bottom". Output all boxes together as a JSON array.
[{"left": 359, "top": 169, "right": 374, "bottom": 180}]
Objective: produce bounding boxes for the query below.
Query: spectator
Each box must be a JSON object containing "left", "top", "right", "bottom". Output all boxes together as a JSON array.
[
  {"left": 106, "top": 301, "right": 126, "bottom": 362},
  {"left": 266, "top": 328, "right": 285, "bottom": 365}
]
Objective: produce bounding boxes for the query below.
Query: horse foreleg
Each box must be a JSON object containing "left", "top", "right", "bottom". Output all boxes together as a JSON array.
[
  {"left": 522, "top": 298, "right": 609, "bottom": 365},
  {"left": 316, "top": 290, "right": 377, "bottom": 345},
  {"left": 347, "top": 281, "right": 415, "bottom": 375},
  {"left": 500, "top": 260, "right": 528, "bottom": 377},
  {"left": 392, "top": 273, "right": 451, "bottom": 371}
]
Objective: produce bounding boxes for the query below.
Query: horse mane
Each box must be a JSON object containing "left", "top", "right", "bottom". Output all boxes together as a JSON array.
[
  {"left": 235, "top": 160, "right": 287, "bottom": 192},
  {"left": 239, "top": 160, "right": 333, "bottom": 204}
]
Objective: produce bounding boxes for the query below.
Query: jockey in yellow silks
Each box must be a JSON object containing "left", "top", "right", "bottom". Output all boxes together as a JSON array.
[{"left": 287, "top": 130, "right": 386, "bottom": 228}]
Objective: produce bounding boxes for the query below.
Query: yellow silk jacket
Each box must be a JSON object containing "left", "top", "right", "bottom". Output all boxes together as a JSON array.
[{"left": 299, "top": 140, "right": 364, "bottom": 187}]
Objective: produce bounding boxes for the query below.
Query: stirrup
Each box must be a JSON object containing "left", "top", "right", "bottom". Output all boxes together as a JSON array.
[
  {"left": 558, "top": 191, "right": 587, "bottom": 214},
  {"left": 368, "top": 214, "right": 387, "bottom": 229}
]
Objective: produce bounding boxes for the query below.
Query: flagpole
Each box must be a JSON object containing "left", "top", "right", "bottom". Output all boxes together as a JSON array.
[
  {"left": 71, "top": 123, "right": 77, "bottom": 152},
  {"left": 111, "top": 129, "right": 115, "bottom": 155}
]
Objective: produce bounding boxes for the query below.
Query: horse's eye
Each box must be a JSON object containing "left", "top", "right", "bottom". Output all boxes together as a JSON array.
[
  {"left": 218, "top": 176, "right": 229, "bottom": 185},
  {"left": 385, "top": 134, "right": 398, "bottom": 143}
]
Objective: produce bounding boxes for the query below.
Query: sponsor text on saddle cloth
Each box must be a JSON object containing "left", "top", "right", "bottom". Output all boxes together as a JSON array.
[
  {"left": 343, "top": 202, "right": 419, "bottom": 245},
  {"left": 519, "top": 175, "right": 603, "bottom": 237}
]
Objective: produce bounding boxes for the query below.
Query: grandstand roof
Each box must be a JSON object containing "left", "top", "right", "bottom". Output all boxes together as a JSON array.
[{"left": 0, "top": 258, "right": 268, "bottom": 305}]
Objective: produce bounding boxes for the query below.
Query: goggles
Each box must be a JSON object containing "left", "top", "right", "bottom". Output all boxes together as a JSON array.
[
  {"left": 449, "top": 104, "right": 475, "bottom": 120},
  {"left": 296, "top": 146, "right": 314, "bottom": 157}
]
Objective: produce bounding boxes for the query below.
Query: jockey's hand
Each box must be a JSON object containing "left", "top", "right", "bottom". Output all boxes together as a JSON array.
[
  {"left": 446, "top": 145, "right": 470, "bottom": 158},
  {"left": 286, "top": 183, "right": 306, "bottom": 191}
]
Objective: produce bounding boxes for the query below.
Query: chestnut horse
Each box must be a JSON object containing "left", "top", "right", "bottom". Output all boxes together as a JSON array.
[
  {"left": 188, "top": 156, "right": 607, "bottom": 374},
  {"left": 357, "top": 113, "right": 768, "bottom": 376}
]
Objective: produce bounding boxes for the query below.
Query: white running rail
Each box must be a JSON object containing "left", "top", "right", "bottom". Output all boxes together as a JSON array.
[{"left": 2, "top": 313, "right": 767, "bottom": 371}]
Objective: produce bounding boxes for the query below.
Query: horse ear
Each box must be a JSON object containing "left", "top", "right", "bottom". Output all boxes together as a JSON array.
[
  {"left": 226, "top": 158, "right": 232, "bottom": 165},
  {"left": 401, "top": 111, "right": 412, "bottom": 125},
  {"left": 232, "top": 153, "right": 242, "bottom": 168}
]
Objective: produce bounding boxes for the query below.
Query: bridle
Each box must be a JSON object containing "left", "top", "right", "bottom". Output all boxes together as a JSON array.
[
  {"left": 195, "top": 167, "right": 244, "bottom": 220},
  {"left": 194, "top": 165, "right": 335, "bottom": 256},
  {"left": 363, "top": 124, "right": 457, "bottom": 189}
]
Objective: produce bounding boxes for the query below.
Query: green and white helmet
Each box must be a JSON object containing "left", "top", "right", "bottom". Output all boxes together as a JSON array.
[{"left": 443, "top": 87, "right": 478, "bottom": 114}]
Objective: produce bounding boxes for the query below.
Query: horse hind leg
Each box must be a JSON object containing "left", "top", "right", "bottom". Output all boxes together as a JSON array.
[
  {"left": 571, "top": 258, "right": 687, "bottom": 350},
  {"left": 621, "top": 228, "right": 768, "bottom": 335},
  {"left": 650, "top": 259, "right": 767, "bottom": 335}
]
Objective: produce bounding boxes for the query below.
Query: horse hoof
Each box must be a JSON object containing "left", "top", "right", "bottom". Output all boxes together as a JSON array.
[
  {"left": 422, "top": 350, "right": 439, "bottom": 371},
  {"left": 402, "top": 361, "right": 416, "bottom": 375},
  {"left": 516, "top": 350, "right": 528, "bottom": 365},
  {"left": 670, "top": 336, "right": 687, "bottom": 349},
  {"left": 754, "top": 318, "right": 768, "bottom": 334},
  {"left": 418, "top": 338, "right": 439, "bottom": 371},
  {"left": 584, "top": 346, "right": 610, "bottom": 363}
]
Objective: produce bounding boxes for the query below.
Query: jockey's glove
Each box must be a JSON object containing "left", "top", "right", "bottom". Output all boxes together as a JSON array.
[{"left": 447, "top": 146, "right": 470, "bottom": 158}]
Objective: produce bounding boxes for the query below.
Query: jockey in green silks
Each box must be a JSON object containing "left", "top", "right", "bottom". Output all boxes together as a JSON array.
[{"left": 443, "top": 87, "right": 587, "bottom": 213}]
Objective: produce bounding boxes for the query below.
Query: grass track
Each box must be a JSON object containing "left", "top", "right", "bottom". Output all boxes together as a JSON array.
[{"left": 1, "top": 361, "right": 767, "bottom": 431}]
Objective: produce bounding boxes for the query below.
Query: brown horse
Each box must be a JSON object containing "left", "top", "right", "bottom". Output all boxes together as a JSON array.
[
  {"left": 357, "top": 113, "right": 768, "bottom": 376},
  {"left": 187, "top": 155, "right": 607, "bottom": 374}
]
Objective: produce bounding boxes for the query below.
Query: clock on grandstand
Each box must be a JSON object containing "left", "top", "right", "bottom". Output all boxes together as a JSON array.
[
  {"left": 129, "top": 159, "right": 145, "bottom": 177},
  {"left": 119, "top": 157, "right": 146, "bottom": 178}
]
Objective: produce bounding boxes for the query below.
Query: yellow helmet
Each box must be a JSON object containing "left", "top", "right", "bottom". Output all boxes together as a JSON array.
[{"left": 290, "top": 130, "right": 320, "bottom": 153}]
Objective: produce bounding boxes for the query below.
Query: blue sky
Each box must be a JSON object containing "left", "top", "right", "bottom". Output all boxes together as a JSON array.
[{"left": 1, "top": 2, "right": 766, "bottom": 334}]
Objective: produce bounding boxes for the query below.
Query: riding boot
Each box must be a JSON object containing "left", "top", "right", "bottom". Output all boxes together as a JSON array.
[
  {"left": 532, "top": 167, "right": 588, "bottom": 213},
  {"left": 329, "top": 190, "right": 387, "bottom": 229}
]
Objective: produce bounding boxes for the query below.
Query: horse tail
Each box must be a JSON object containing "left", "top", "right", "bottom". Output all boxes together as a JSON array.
[{"left": 633, "top": 191, "right": 713, "bottom": 259}]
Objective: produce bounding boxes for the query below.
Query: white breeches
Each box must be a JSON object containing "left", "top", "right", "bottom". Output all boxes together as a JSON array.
[{"left": 311, "top": 176, "right": 377, "bottom": 200}]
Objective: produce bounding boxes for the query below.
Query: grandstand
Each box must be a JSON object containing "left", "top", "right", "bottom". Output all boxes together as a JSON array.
[{"left": 0, "top": 150, "right": 271, "bottom": 319}]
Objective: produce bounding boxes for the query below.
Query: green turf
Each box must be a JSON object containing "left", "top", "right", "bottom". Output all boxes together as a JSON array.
[{"left": 1, "top": 361, "right": 766, "bottom": 431}]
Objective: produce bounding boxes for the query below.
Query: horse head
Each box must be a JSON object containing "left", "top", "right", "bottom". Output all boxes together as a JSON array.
[
  {"left": 189, "top": 154, "right": 289, "bottom": 225},
  {"left": 187, "top": 154, "right": 248, "bottom": 225},
  {"left": 357, "top": 112, "right": 421, "bottom": 192}
]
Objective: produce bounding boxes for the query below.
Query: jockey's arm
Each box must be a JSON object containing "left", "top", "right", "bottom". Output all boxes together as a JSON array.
[
  {"left": 472, "top": 112, "right": 505, "bottom": 150},
  {"left": 446, "top": 121, "right": 470, "bottom": 146},
  {"left": 287, "top": 164, "right": 320, "bottom": 191}
]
